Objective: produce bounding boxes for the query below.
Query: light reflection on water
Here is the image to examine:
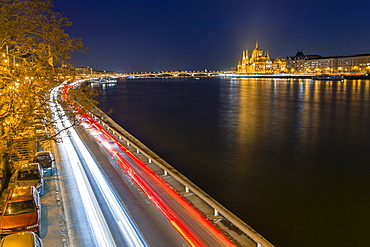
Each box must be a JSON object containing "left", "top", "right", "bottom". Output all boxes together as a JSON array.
[{"left": 93, "top": 77, "right": 370, "bottom": 247}]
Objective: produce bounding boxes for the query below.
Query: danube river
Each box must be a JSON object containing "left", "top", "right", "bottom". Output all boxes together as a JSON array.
[{"left": 92, "top": 77, "right": 370, "bottom": 247}]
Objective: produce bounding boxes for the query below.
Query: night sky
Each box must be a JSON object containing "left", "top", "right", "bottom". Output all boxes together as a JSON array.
[{"left": 53, "top": 0, "right": 370, "bottom": 72}]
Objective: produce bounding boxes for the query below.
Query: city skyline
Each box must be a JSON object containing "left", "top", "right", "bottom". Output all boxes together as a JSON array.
[{"left": 54, "top": 0, "right": 370, "bottom": 72}]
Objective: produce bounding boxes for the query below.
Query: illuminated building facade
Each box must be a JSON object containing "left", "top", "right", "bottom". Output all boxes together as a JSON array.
[
  {"left": 76, "top": 67, "right": 93, "bottom": 75},
  {"left": 286, "top": 52, "right": 370, "bottom": 74},
  {"left": 236, "top": 42, "right": 287, "bottom": 74}
]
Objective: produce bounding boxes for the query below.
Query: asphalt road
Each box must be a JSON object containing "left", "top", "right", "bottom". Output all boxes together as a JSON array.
[
  {"left": 45, "top": 83, "right": 188, "bottom": 246},
  {"left": 78, "top": 115, "right": 236, "bottom": 246},
  {"left": 41, "top": 83, "right": 236, "bottom": 247},
  {"left": 71, "top": 124, "right": 188, "bottom": 246}
]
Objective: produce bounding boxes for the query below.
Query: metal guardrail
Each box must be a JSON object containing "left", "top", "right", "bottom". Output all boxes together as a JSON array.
[{"left": 85, "top": 106, "right": 274, "bottom": 247}]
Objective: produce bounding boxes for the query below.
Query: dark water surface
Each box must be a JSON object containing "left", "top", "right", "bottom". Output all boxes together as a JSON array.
[{"left": 92, "top": 77, "right": 370, "bottom": 247}]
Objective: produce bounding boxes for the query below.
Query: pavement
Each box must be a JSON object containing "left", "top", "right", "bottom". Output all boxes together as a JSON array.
[{"left": 37, "top": 141, "right": 69, "bottom": 247}]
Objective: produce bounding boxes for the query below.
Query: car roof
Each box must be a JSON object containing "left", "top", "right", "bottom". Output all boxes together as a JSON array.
[
  {"left": 8, "top": 186, "right": 35, "bottom": 202},
  {"left": 35, "top": 151, "right": 52, "bottom": 156},
  {"left": 19, "top": 163, "right": 41, "bottom": 170},
  {"left": 0, "top": 231, "right": 38, "bottom": 247}
]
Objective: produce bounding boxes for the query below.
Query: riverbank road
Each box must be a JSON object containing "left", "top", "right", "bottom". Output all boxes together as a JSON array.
[{"left": 45, "top": 123, "right": 189, "bottom": 246}]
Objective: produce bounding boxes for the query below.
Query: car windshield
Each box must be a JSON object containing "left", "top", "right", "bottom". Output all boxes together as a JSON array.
[
  {"left": 4, "top": 200, "right": 36, "bottom": 216},
  {"left": 17, "top": 170, "right": 40, "bottom": 180}
]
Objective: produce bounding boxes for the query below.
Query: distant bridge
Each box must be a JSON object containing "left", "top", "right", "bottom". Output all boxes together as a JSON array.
[{"left": 121, "top": 70, "right": 224, "bottom": 78}]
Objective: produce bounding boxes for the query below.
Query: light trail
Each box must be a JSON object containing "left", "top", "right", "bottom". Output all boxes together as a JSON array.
[
  {"left": 51, "top": 86, "right": 116, "bottom": 247},
  {"left": 69, "top": 125, "right": 148, "bottom": 247},
  {"left": 60, "top": 81, "right": 237, "bottom": 246},
  {"left": 50, "top": 85, "right": 148, "bottom": 247}
]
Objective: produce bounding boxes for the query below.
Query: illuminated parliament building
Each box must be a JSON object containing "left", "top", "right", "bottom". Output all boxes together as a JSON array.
[{"left": 236, "top": 42, "right": 287, "bottom": 74}]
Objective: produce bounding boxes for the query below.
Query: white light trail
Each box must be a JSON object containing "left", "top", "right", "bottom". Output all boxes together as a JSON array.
[
  {"left": 71, "top": 124, "right": 148, "bottom": 247},
  {"left": 51, "top": 85, "right": 147, "bottom": 247},
  {"left": 51, "top": 86, "right": 116, "bottom": 247}
]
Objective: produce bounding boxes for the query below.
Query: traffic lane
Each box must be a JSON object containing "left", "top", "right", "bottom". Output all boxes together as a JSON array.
[
  {"left": 54, "top": 134, "right": 97, "bottom": 247},
  {"left": 50, "top": 86, "right": 100, "bottom": 247},
  {"left": 69, "top": 129, "right": 134, "bottom": 246},
  {"left": 74, "top": 125, "right": 189, "bottom": 247},
  {"left": 56, "top": 82, "right": 189, "bottom": 245},
  {"left": 117, "top": 148, "right": 233, "bottom": 247}
]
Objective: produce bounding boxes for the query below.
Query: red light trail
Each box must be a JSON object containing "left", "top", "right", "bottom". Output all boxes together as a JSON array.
[{"left": 60, "top": 81, "right": 236, "bottom": 247}]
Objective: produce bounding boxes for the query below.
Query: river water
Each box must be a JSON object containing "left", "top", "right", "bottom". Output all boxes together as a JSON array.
[{"left": 92, "top": 77, "right": 370, "bottom": 247}]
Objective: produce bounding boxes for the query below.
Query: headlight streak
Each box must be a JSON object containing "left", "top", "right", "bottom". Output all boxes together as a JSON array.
[
  {"left": 70, "top": 122, "right": 148, "bottom": 247},
  {"left": 51, "top": 85, "right": 148, "bottom": 247},
  {"left": 50, "top": 86, "right": 116, "bottom": 247},
  {"left": 60, "top": 80, "right": 236, "bottom": 247}
]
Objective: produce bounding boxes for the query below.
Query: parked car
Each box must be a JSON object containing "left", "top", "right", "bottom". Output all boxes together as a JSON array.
[
  {"left": 12, "top": 163, "right": 44, "bottom": 195},
  {"left": 33, "top": 151, "right": 56, "bottom": 176},
  {"left": 0, "top": 231, "right": 43, "bottom": 247},
  {"left": 0, "top": 186, "right": 41, "bottom": 236}
]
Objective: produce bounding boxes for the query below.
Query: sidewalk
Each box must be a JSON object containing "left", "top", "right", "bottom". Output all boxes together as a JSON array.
[{"left": 39, "top": 140, "right": 69, "bottom": 247}]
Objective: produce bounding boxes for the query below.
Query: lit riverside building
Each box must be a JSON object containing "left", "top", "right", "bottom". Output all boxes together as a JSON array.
[
  {"left": 236, "top": 42, "right": 370, "bottom": 74},
  {"left": 286, "top": 51, "right": 370, "bottom": 74},
  {"left": 236, "top": 41, "right": 287, "bottom": 74}
]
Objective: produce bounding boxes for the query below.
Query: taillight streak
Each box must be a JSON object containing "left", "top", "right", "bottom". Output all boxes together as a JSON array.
[{"left": 62, "top": 80, "right": 236, "bottom": 247}]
